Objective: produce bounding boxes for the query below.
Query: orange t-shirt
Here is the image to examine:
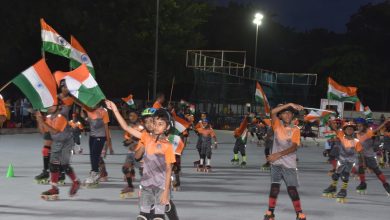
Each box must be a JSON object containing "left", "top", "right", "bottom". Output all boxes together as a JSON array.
[
  {"left": 152, "top": 101, "right": 162, "bottom": 109},
  {"left": 46, "top": 114, "right": 68, "bottom": 132},
  {"left": 197, "top": 127, "right": 216, "bottom": 138},
  {"left": 0, "top": 95, "right": 6, "bottom": 116},
  {"left": 140, "top": 132, "right": 175, "bottom": 164},
  {"left": 336, "top": 131, "right": 363, "bottom": 152},
  {"left": 272, "top": 118, "right": 301, "bottom": 146}
]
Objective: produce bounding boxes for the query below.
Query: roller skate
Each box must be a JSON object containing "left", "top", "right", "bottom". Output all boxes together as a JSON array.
[
  {"left": 205, "top": 165, "right": 212, "bottom": 173},
  {"left": 99, "top": 160, "right": 108, "bottom": 182},
  {"left": 261, "top": 162, "right": 270, "bottom": 171},
  {"left": 356, "top": 182, "right": 367, "bottom": 194},
  {"left": 69, "top": 180, "right": 80, "bottom": 197},
  {"left": 296, "top": 212, "right": 307, "bottom": 220},
  {"left": 197, "top": 164, "right": 204, "bottom": 172},
  {"left": 240, "top": 161, "right": 247, "bottom": 168},
  {"left": 120, "top": 186, "right": 135, "bottom": 199},
  {"left": 322, "top": 185, "right": 337, "bottom": 198},
  {"left": 34, "top": 170, "right": 49, "bottom": 184},
  {"left": 83, "top": 171, "right": 99, "bottom": 188},
  {"left": 231, "top": 158, "right": 239, "bottom": 165},
  {"left": 383, "top": 183, "right": 390, "bottom": 196},
  {"left": 336, "top": 189, "right": 347, "bottom": 203},
  {"left": 193, "top": 160, "right": 200, "bottom": 167},
  {"left": 41, "top": 187, "right": 59, "bottom": 201},
  {"left": 58, "top": 172, "right": 66, "bottom": 185},
  {"left": 263, "top": 210, "right": 275, "bottom": 220}
]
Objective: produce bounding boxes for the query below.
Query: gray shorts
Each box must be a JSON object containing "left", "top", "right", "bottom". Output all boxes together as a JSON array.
[
  {"left": 271, "top": 165, "right": 299, "bottom": 187},
  {"left": 362, "top": 157, "right": 379, "bottom": 169},
  {"left": 336, "top": 161, "right": 354, "bottom": 174},
  {"left": 139, "top": 186, "right": 169, "bottom": 215},
  {"left": 50, "top": 138, "right": 74, "bottom": 165}
]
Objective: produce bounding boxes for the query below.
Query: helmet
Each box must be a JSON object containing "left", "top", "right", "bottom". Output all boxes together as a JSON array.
[
  {"left": 203, "top": 118, "right": 209, "bottom": 123},
  {"left": 354, "top": 117, "right": 367, "bottom": 125},
  {"left": 342, "top": 121, "right": 357, "bottom": 130},
  {"left": 141, "top": 108, "right": 156, "bottom": 118}
]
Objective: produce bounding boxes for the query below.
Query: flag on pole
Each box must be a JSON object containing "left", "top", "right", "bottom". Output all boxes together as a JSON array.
[
  {"left": 172, "top": 112, "right": 191, "bottom": 134},
  {"left": 40, "top": 18, "right": 71, "bottom": 58},
  {"left": 255, "top": 82, "right": 270, "bottom": 115},
  {"left": 364, "top": 106, "right": 373, "bottom": 119},
  {"left": 121, "top": 94, "right": 136, "bottom": 109},
  {"left": 168, "top": 134, "right": 185, "bottom": 155},
  {"left": 327, "top": 77, "right": 359, "bottom": 102},
  {"left": 54, "top": 64, "right": 105, "bottom": 108},
  {"left": 12, "top": 59, "right": 57, "bottom": 109},
  {"left": 304, "top": 109, "right": 334, "bottom": 124},
  {"left": 70, "top": 35, "right": 95, "bottom": 77},
  {"left": 355, "top": 100, "right": 364, "bottom": 112}
]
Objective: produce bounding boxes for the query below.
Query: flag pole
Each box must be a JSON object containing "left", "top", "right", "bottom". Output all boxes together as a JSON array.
[
  {"left": 0, "top": 81, "right": 12, "bottom": 93},
  {"left": 169, "top": 76, "right": 175, "bottom": 106}
]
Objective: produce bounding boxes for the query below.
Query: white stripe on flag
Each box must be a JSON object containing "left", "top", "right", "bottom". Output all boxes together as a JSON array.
[
  {"left": 70, "top": 48, "right": 93, "bottom": 67},
  {"left": 175, "top": 121, "right": 186, "bottom": 133},
  {"left": 83, "top": 74, "right": 98, "bottom": 88},
  {"left": 63, "top": 76, "right": 82, "bottom": 98},
  {"left": 41, "top": 30, "right": 71, "bottom": 49},
  {"left": 22, "top": 67, "right": 54, "bottom": 107}
]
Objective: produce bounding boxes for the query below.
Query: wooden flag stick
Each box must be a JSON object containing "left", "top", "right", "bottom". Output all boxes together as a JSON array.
[
  {"left": 304, "top": 107, "right": 335, "bottom": 113},
  {"left": 169, "top": 76, "right": 175, "bottom": 105},
  {"left": 0, "top": 80, "right": 12, "bottom": 93}
]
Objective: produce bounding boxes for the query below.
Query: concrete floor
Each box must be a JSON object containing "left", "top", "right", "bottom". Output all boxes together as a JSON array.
[{"left": 0, "top": 130, "right": 389, "bottom": 220}]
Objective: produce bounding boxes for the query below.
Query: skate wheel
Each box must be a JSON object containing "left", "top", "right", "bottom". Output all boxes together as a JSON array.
[
  {"left": 173, "top": 187, "right": 181, "bottom": 191},
  {"left": 41, "top": 194, "right": 59, "bottom": 201}
]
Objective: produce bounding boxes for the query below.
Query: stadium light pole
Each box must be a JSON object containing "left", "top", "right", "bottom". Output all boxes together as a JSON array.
[
  {"left": 153, "top": 0, "right": 160, "bottom": 100},
  {"left": 253, "top": 13, "right": 263, "bottom": 68}
]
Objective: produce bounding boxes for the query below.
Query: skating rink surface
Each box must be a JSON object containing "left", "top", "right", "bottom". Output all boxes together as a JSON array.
[{"left": 1, "top": 130, "right": 389, "bottom": 220}]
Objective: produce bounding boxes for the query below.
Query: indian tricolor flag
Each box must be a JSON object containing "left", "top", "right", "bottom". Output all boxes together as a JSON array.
[
  {"left": 41, "top": 18, "right": 71, "bottom": 58},
  {"left": 70, "top": 35, "right": 95, "bottom": 77},
  {"left": 54, "top": 64, "right": 105, "bottom": 108},
  {"left": 172, "top": 112, "right": 191, "bottom": 134},
  {"left": 168, "top": 134, "right": 185, "bottom": 155},
  {"left": 364, "top": 106, "right": 373, "bottom": 119},
  {"left": 327, "top": 77, "right": 359, "bottom": 102},
  {"left": 355, "top": 100, "right": 364, "bottom": 112},
  {"left": 122, "top": 94, "right": 136, "bottom": 109},
  {"left": 304, "top": 109, "right": 334, "bottom": 124},
  {"left": 255, "top": 82, "right": 270, "bottom": 115},
  {"left": 12, "top": 59, "right": 57, "bottom": 109}
]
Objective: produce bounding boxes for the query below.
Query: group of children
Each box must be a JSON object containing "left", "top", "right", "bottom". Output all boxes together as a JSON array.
[{"left": 322, "top": 116, "right": 390, "bottom": 202}]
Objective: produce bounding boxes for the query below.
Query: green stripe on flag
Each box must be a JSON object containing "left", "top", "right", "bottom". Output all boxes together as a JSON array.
[
  {"left": 42, "top": 42, "right": 71, "bottom": 58},
  {"left": 70, "top": 59, "right": 95, "bottom": 78},
  {"left": 77, "top": 85, "right": 105, "bottom": 108},
  {"left": 327, "top": 93, "right": 359, "bottom": 103},
  {"left": 12, "top": 74, "right": 44, "bottom": 109}
]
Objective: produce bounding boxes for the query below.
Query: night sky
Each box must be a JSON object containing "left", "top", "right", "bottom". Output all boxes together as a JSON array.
[{"left": 214, "top": 0, "right": 385, "bottom": 32}]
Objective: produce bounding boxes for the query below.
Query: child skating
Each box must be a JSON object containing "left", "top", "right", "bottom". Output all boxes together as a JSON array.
[
  {"left": 322, "top": 121, "right": 363, "bottom": 203},
  {"left": 263, "top": 103, "right": 306, "bottom": 220},
  {"left": 231, "top": 115, "right": 249, "bottom": 167},
  {"left": 196, "top": 119, "right": 217, "bottom": 172},
  {"left": 35, "top": 104, "right": 80, "bottom": 200},
  {"left": 354, "top": 117, "right": 390, "bottom": 195},
  {"left": 106, "top": 100, "right": 176, "bottom": 220}
]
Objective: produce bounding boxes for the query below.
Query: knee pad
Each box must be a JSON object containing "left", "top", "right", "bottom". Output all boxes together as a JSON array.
[
  {"left": 62, "top": 165, "right": 73, "bottom": 174},
  {"left": 270, "top": 183, "right": 280, "bottom": 198},
  {"left": 49, "top": 163, "right": 61, "bottom": 173},
  {"left": 373, "top": 167, "right": 382, "bottom": 176},
  {"left": 358, "top": 166, "right": 365, "bottom": 174},
  {"left": 153, "top": 214, "right": 165, "bottom": 220},
  {"left": 287, "top": 186, "right": 300, "bottom": 201},
  {"left": 341, "top": 172, "right": 350, "bottom": 183},
  {"left": 331, "top": 172, "right": 340, "bottom": 181},
  {"left": 42, "top": 145, "right": 51, "bottom": 157},
  {"left": 122, "top": 165, "right": 130, "bottom": 175}
]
